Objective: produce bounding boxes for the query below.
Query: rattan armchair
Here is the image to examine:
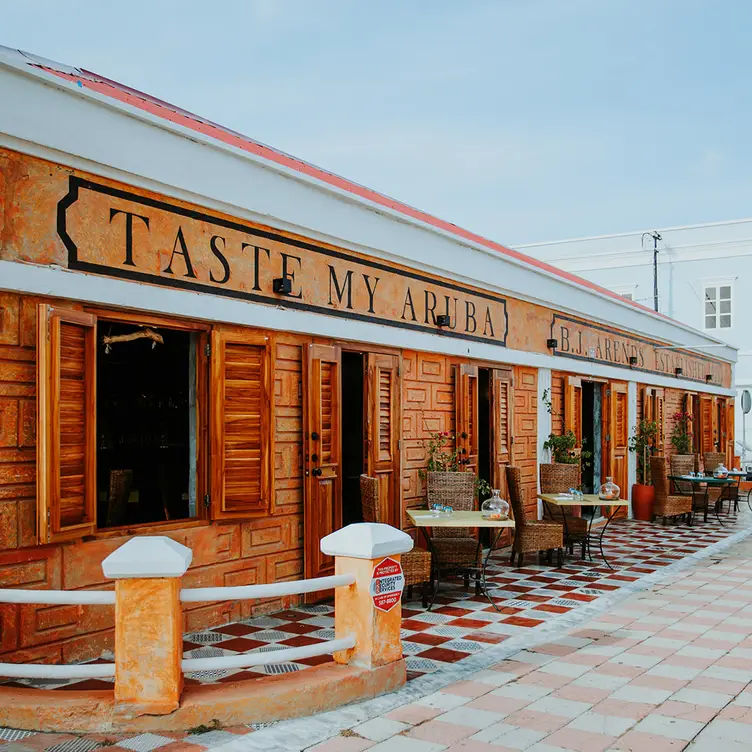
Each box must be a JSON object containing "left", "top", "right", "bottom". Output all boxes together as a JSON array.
[
  {"left": 426, "top": 470, "right": 482, "bottom": 593},
  {"left": 670, "top": 454, "right": 697, "bottom": 496},
  {"left": 702, "top": 451, "right": 732, "bottom": 512},
  {"left": 360, "top": 475, "right": 432, "bottom": 607},
  {"left": 507, "top": 465, "right": 564, "bottom": 567},
  {"left": 651, "top": 456, "right": 692, "bottom": 524},
  {"left": 703, "top": 452, "right": 726, "bottom": 474},
  {"left": 539, "top": 463, "right": 589, "bottom": 556}
]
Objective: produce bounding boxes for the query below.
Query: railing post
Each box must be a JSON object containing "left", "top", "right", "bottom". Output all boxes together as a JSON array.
[
  {"left": 321, "top": 523, "right": 413, "bottom": 669},
  {"left": 102, "top": 536, "right": 192, "bottom": 717}
]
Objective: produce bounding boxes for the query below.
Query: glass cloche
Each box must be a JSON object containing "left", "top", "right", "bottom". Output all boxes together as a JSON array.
[
  {"left": 598, "top": 476, "right": 620, "bottom": 501},
  {"left": 481, "top": 489, "right": 510, "bottom": 520},
  {"left": 713, "top": 464, "right": 728, "bottom": 479}
]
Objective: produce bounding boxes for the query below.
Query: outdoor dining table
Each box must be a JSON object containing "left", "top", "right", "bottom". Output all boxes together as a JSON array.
[
  {"left": 668, "top": 474, "right": 736, "bottom": 524},
  {"left": 406, "top": 509, "right": 515, "bottom": 612},
  {"left": 537, "top": 493, "right": 630, "bottom": 571}
]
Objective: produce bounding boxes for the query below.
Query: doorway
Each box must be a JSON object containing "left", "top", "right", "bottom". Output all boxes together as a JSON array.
[
  {"left": 581, "top": 381, "right": 603, "bottom": 521},
  {"left": 341, "top": 351, "right": 365, "bottom": 526}
]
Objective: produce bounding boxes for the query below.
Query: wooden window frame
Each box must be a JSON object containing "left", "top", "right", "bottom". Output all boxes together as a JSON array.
[{"left": 38, "top": 305, "right": 213, "bottom": 543}]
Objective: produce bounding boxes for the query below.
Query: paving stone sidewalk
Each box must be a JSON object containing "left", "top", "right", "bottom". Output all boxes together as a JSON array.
[{"left": 305, "top": 536, "right": 752, "bottom": 752}]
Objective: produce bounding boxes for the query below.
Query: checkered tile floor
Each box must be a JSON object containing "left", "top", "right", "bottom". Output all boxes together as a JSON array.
[{"left": 0, "top": 511, "right": 748, "bottom": 750}]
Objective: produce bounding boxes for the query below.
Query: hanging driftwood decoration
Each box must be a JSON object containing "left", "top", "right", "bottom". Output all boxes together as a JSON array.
[{"left": 102, "top": 327, "right": 164, "bottom": 354}]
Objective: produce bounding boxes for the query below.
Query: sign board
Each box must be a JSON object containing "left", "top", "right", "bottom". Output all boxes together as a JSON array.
[
  {"left": 742, "top": 390, "right": 751, "bottom": 415},
  {"left": 370, "top": 557, "right": 404, "bottom": 612}
]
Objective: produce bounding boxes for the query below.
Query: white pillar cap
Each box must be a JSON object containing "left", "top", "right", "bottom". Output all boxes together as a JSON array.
[
  {"left": 321, "top": 523, "right": 414, "bottom": 560},
  {"left": 102, "top": 536, "right": 193, "bottom": 579}
]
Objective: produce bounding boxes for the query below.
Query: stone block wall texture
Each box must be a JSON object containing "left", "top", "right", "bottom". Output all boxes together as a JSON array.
[{"left": 0, "top": 292, "right": 306, "bottom": 665}]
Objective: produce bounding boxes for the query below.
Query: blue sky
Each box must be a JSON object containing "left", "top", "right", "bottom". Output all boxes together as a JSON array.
[{"left": 3, "top": 0, "right": 751, "bottom": 245}]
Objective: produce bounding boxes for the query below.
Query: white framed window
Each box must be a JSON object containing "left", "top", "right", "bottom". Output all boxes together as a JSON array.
[{"left": 704, "top": 284, "right": 732, "bottom": 329}]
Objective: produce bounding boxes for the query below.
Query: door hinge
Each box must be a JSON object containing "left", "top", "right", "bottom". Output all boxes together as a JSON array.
[
  {"left": 205, "top": 342, "right": 211, "bottom": 357},
  {"left": 606, "top": 433, "right": 611, "bottom": 442},
  {"left": 397, "top": 365, "right": 401, "bottom": 377},
  {"left": 203, "top": 493, "right": 211, "bottom": 508},
  {"left": 397, "top": 439, "right": 401, "bottom": 450}
]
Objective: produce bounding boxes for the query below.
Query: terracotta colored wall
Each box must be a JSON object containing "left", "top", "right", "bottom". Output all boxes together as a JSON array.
[
  {"left": 512, "top": 367, "right": 539, "bottom": 519},
  {"left": 401, "top": 351, "right": 455, "bottom": 539},
  {"left": 0, "top": 301, "right": 305, "bottom": 666}
]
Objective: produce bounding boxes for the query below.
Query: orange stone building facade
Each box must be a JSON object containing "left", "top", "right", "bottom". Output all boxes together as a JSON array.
[{"left": 0, "top": 49, "right": 737, "bottom": 669}]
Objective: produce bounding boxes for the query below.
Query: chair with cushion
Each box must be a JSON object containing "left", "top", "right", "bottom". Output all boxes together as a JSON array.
[
  {"left": 539, "top": 463, "right": 589, "bottom": 556},
  {"left": 703, "top": 452, "right": 734, "bottom": 513},
  {"left": 427, "top": 471, "right": 482, "bottom": 593},
  {"left": 651, "top": 456, "right": 692, "bottom": 524},
  {"left": 507, "top": 465, "right": 563, "bottom": 568},
  {"left": 360, "top": 475, "right": 432, "bottom": 607}
]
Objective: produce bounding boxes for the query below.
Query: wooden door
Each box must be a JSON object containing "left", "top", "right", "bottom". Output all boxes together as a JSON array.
[
  {"left": 685, "top": 393, "right": 696, "bottom": 452},
  {"left": 304, "top": 344, "right": 342, "bottom": 580},
  {"left": 604, "top": 382, "right": 629, "bottom": 502},
  {"left": 365, "top": 352, "right": 401, "bottom": 529},
  {"left": 564, "top": 376, "right": 583, "bottom": 445},
  {"left": 491, "top": 368, "right": 514, "bottom": 497},
  {"left": 642, "top": 386, "right": 665, "bottom": 455},
  {"left": 718, "top": 397, "right": 735, "bottom": 465},
  {"left": 725, "top": 399, "right": 735, "bottom": 466},
  {"left": 455, "top": 364, "right": 479, "bottom": 474},
  {"left": 698, "top": 394, "right": 715, "bottom": 453}
]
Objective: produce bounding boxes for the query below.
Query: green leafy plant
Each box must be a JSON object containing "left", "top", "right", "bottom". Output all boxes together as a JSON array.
[
  {"left": 628, "top": 419, "right": 658, "bottom": 485},
  {"left": 670, "top": 411, "right": 693, "bottom": 455},
  {"left": 420, "top": 430, "right": 491, "bottom": 498},
  {"left": 543, "top": 430, "right": 579, "bottom": 464}
]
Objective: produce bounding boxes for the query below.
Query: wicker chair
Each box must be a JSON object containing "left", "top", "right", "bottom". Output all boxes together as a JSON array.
[
  {"left": 506, "top": 465, "right": 563, "bottom": 567},
  {"left": 651, "top": 457, "right": 692, "bottom": 524},
  {"left": 702, "top": 451, "right": 729, "bottom": 511},
  {"left": 360, "top": 475, "right": 432, "bottom": 607},
  {"left": 539, "top": 463, "right": 589, "bottom": 555},
  {"left": 670, "top": 454, "right": 697, "bottom": 495},
  {"left": 427, "top": 471, "right": 482, "bottom": 592}
]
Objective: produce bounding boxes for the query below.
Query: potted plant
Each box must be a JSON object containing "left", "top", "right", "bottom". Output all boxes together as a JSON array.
[
  {"left": 670, "top": 411, "right": 694, "bottom": 458},
  {"left": 628, "top": 419, "right": 658, "bottom": 520},
  {"left": 421, "top": 431, "right": 490, "bottom": 505}
]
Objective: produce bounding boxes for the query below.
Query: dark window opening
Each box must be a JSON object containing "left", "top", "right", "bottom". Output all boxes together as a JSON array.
[
  {"left": 342, "top": 351, "right": 365, "bottom": 526},
  {"left": 581, "top": 381, "right": 603, "bottom": 517},
  {"left": 96, "top": 323, "right": 197, "bottom": 528}
]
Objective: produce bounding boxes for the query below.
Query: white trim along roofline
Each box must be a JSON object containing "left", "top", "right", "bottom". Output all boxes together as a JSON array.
[{"left": 0, "top": 46, "right": 736, "bottom": 367}]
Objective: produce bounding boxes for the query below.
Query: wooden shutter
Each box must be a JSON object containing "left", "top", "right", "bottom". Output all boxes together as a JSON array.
[
  {"left": 455, "top": 364, "right": 479, "bottom": 474},
  {"left": 699, "top": 394, "right": 715, "bottom": 453},
  {"left": 304, "top": 344, "right": 342, "bottom": 581},
  {"left": 37, "top": 305, "right": 97, "bottom": 543},
  {"left": 643, "top": 387, "right": 654, "bottom": 423},
  {"left": 684, "top": 393, "right": 696, "bottom": 451},
  {"left": 564, "top": 376, "right": 583, "bottom": 445},
  {"left": 210, "top": 329, "right": 272, "bottom": 519},
  {"left": 654, "top": 388, "right": 665, "bottom": 456},
  {"left": 605, "top": 381, "right": 629, "bottom": 502},
  {"left": 366, "top": 353, "right": 401, "bottom": 529},
  {"left": 491, "top": 368, "right": 514, "bottom": 496},
  {"left": 725, "top": 399, "right": 735, "bottom": 467}
]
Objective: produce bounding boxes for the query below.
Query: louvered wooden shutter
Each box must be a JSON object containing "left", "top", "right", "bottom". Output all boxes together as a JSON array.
[
  {"left": 492, "top": 368, "right": 514, "bottom": 496},
  {"left": 455, "top": 364, "right": 479, "bottom": 474},
  {"left": 654, "top": 388, "right": 665, "bottom": 455},
  {"left": 564, "top": 376, "right": 583, "bottom": 445},
  {"left": 606, "top": 381, "right": 629, "bottom": 508},
  {"left": 699, "top": 395, "right": 714, "bottom": 453},
  {"left": 684, "top": 393, "right": 696, "bottom": 452},
  {"left": 210, "top": 329, "right": 272, "bottom": 519},
  {"left": 37, "top": 305, "right": 97, "bottom": 543},
  {"left": 366, "top": 353, "right": 401, "bottom": 529}
]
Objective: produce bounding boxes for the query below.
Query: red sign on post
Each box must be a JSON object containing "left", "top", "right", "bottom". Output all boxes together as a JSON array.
[{"left": 370, "top": 557, "right": 405, "bottom": 612}]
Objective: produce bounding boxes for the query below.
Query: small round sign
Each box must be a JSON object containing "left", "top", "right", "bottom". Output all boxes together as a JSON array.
[
  {"left": 370, "top": 557, "right": 405, "bottom": 612},
  {"left": 742, "top": 390, "right": 751, "bottom": 415}
]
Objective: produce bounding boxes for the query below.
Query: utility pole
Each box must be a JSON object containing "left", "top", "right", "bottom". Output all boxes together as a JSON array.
[{"left": 642, "top": 231, "right": 662, "bottom": 312}]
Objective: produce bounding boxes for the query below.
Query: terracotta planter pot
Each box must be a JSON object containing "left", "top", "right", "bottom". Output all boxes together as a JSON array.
[{"left": 632, "top": 483, "right": 655, "bottom": 521}]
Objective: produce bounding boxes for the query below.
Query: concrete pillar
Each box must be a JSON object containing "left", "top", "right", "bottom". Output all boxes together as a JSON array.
[
  {"left": 321, "top": 523, "right": 413, "bottom": 670},
  {"left": 102, "top": 536, "right": 192, "bottom": 716}
]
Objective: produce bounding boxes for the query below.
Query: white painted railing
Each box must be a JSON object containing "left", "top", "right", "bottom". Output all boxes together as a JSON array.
[
  {"left": 179, "top": 573, "right": 355, "bottom": 602},
  {"left": 181, "top": 637, "right": 355, "bottom": 672},
  {"left": 0, "top": 661, "right": 115, "bottom": 679},
  {"left": 0, "top": 589, "right": 115, "bottom": 605}
]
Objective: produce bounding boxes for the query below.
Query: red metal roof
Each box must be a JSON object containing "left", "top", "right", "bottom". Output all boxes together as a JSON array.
[{"left": 33, "top": 60, "right": 662, "bottom": 317}]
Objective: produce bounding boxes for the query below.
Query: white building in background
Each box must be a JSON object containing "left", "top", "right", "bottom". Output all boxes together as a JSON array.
[{"left": 518, "top": 219, "right": 752, "bottom": 460}]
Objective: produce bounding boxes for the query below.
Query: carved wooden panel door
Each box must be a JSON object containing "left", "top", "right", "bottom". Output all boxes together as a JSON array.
[
  {"left": 365, "top": 352, "right": 401, "bottom": 529},
  {"left": 726, "top": 399, "right": 735, "bottom": 467},
  {"left": 605, "top": 381, "right": 629, "bottom": 500},
  {"left": 304, "top": 344, "right": 342, "bottom": 580},
  {"left": 685, "top": 393, "right": 696, "bottom": 452},
  {"left": 491, "top": 368, "right": 514, "bottom": 497},
  {"left": 455, "top": 364, "right": 479, "bottom": 474}
]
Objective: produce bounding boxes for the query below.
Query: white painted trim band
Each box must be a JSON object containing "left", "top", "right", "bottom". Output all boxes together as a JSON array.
[
  {"left": 180, "top": 573, "right": 355, "bottom": 603},
  {"left": 0, "top": 662, "right": 115, "bottom": 679},
  {"left": 181, "top": 637, "right": 356, "bottom": 671},
  {"left": 0, "top": 588, "right": 115, "bottom": 605},
  {"left": 0, "top": 261, "right": 735, "bottom": 397}
]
